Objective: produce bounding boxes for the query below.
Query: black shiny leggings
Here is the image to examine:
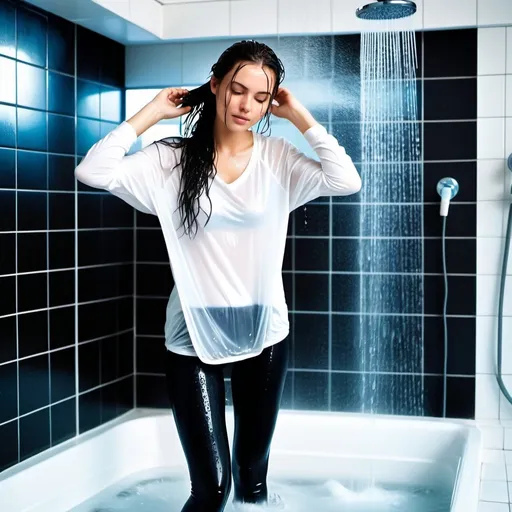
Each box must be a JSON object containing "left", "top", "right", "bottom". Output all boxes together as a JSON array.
[{"left": 165, "top": 339, "right": 289, "bottom": 512}]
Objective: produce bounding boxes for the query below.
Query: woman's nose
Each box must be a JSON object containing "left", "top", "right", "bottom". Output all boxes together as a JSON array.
[{"left": 239, "top": 96, "right": 251, "bottom": 113}]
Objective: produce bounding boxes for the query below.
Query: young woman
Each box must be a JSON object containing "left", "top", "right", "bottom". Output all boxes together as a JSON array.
[{"left": 75, "top": 40, "right": 361, "bottom": 512}]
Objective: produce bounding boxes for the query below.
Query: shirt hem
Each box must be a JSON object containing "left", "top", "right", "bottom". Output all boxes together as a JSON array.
[{"left": 165, "top": 329, "right": 290, "bottom": 362}]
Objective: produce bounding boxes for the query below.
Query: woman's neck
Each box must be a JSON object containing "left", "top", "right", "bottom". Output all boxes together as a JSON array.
[{"left": 213, "top": 117, "right": 254, "bottom": 155}]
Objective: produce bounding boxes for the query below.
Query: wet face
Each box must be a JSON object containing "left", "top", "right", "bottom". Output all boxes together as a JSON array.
[{"left": 210, "top": 62, "right": 275, "bottom": 132}]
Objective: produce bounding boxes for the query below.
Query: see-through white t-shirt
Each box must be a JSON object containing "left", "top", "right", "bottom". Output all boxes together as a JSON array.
[{"left": 75, "top": 121, "right": 361, "bottom": 364}]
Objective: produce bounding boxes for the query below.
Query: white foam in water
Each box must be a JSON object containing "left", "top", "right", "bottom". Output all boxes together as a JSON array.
[
  {"left": 324, "top": 480, "right": 405, "bottom": 506},
  {"left": 71, "top": 468, "right": 452, "bottom": 512}
]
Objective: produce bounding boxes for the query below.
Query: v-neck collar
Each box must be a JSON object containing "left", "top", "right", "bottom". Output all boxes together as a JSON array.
[{"left": 215, "top": 131, "right": 259, "bottom": 188}]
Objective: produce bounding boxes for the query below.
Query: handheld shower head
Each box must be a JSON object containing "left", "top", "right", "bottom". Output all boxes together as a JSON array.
[
  {"left": 356, "top": 0, "right": 417, "bottom": 21},
  {"left": 437, "top": 178, "right": 459, "bottom": 217}
]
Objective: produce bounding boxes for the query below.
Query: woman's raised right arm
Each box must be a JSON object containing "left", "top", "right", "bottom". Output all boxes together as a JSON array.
[{"left": 74, "top": 88, "right": 190, "bottom": 215}]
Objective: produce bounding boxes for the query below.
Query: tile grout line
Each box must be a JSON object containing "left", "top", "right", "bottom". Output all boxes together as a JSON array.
[
  {"left": 14, "top": 0, "right": 20, "bottom": 466},
  {"left": 420, "top": 24, "right": 426, "bottom": 411},
  {"left": 133, "top": 211, "right": 137, "bottom": 409},
  {"left": 327, "top": 35, "right": 335, "bottom": 412},
  {"left": 46, "top": 14, "right": 52, "bottom": 448},
  {"left": 74, "top": 20, "right": 80, "bottom": 437}
]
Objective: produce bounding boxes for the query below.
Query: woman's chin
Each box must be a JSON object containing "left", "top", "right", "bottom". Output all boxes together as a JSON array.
[{"left": 228, "top": 121, "right": 253, "bottom": 132}]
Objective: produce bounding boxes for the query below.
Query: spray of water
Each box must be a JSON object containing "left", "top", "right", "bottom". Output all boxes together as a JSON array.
[{"left": 358, "top": 28, "right": 423, "bottom": 416}]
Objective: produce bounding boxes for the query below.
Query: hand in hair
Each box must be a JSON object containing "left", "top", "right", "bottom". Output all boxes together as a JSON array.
[
  {"left": 151, "top": 87, "right": 192, "bottom": 120},
  {"left": 270, "top": 87, "right": 302, "bottom": 119},
  {"left": 271, "top": 87, "right": 318, "bottom": 134}
]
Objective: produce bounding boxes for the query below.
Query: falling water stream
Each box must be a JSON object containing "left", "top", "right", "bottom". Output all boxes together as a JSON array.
[{"left": 358, "top": 29, "right": 423, "bottom": 415}]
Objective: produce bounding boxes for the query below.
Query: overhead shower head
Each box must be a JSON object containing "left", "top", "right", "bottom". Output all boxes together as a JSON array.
[{"left": 356, "top": 0, "right": 417, "bottom": 20}]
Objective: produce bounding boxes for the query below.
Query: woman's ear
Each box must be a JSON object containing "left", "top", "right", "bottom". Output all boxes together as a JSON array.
[{"left": 210, "top": 77, "right": 218, "bottom": 95}]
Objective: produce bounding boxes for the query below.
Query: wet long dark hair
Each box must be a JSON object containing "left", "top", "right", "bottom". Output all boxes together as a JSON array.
[{"left": 156, "top": 40, "right": 285, "bottom": 238}]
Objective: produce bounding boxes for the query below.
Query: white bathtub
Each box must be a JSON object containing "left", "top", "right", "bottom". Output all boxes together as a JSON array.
[{"left": 0, "top": 407, "right": 481, "bottom": 512}]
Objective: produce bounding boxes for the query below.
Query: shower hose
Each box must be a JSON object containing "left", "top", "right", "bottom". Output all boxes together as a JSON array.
[
  {"left": 441, "top": 184, "right": 512, "bottom": 416},
  {"left": 496, "top": 199, "right": 512, "bottom": 405}
]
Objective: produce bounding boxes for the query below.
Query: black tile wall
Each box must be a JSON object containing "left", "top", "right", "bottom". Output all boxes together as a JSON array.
[
  {"left": 0, "top": 0, "right": 132, "bottom": 475},
  {"left": 134, "top": 29, "right": 477, "bottom": 421},
  {"left": 134, "top": 218, "right": 172, "bottom": 407}
]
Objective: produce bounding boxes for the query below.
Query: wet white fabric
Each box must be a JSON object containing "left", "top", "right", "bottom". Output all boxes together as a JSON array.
[{"left": 75, "top": 121, "right": 361, "bottom": 364}]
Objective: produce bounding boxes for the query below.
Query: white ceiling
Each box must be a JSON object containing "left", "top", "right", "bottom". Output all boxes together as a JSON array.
[
  {"left": 24, "top": 0, "right": 253, "bottom": 44},
  {"left": 23, "top": 0, "right": 161, "bottom": 43}
]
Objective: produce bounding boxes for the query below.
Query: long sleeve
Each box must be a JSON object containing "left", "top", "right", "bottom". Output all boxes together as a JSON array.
[
  {"left": 277, "top": 123, "right": 362, "bottom": 212},
  {"left": 75, "top": 121, "right": 173, "bottom": 215}
]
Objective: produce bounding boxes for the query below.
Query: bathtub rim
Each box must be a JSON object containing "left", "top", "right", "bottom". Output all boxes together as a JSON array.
[
  {"left": 0, "top": 406, "right": 480, "bottom": 480},
  {"left": 0, "top": 407, "right": 482, "bottom": 512}
]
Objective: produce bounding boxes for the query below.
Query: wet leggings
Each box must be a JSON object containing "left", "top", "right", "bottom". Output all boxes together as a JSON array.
[{"left": 165, "top": 339, "right": 289, "bottom": 512}]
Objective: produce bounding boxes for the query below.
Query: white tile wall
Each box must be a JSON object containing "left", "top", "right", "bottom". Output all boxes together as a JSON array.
[
  {"left": 483, "top": 449, "right": 506, "bottom": 464},
  {"left": 278, "top": 0, "right": 331, "bottom": 34},
  {"left": 424, "top": 0, "right": 477, "bottom": 29},
  {"left": 475, "top": 36, "right": 512, "bottom": 450},
  {"left": 480, "top": 479, "right": 510, "bottom": 502},
  {"left": 230, "top": 0, "right": 278, "bottom": 37},
  {"left": 482, "top": 462, "right": 507, "bottom": 481},
  {"left": 479, "top": 76, "right": 506, "bottom": 118},
  {"left": 478, "top": 237, "right": 506, "bottom": 274},
  {"left": 488, "top": 481, "right": 510, "bottom": 504},
  {"left": 478, "top": 160, "right": 508, "bottom": 201},
  {"left": 506, "top": 118, "right": 512, "bottom": 158},
  {"left": 501, "top": 380, "right": 512, "bottom": 420},
  {"left": 478, "top": 501, "right": 510, "bottom": 511},
  {"left": 478, "top": 201, "right": 507, "bottom": 237},
  {"left": 161, "top": 1, "right": 230, "bottom": 39},
  {"left": 506, "top": 76, "right": 512, "bottom": 117},
  {"left": 477, "top": 25, "right": 512, "bottom": 511},
  {"left": 478, "top": 0, "right": 512, "bottom": 26},
  {"left": 502, "top": 319, "right": 512, "bottom": 374},
  {"left": 47, "top": 0, "right": 512, "bottom": 42},
  {"left": 476, "top": 374, "right": 501, "bottom": 419},
  {"left": 480, "top": 423, "right": 505, "bottom": 449},
  {"left": 477, "top": 275, "right": 512, "bottom": 316},
  {"left": 507, "top": 28, "right": 512, "bottom": 74},
  {"left": 478, "top": 28, "right": 507, "bottom": 76},
  {"left": 477, "top": 316, "right": 498, "bottom": 374},
  {"left": 147, "top": 0, "right": 507, "bottom": 39},
  {"left": 478, "top": 118, "right": 506, "bottom": 159}
]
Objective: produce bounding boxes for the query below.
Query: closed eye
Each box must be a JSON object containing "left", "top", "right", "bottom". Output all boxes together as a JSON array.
[{"left": 232, "top": 90, "right": 266, "bottom": 103}]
